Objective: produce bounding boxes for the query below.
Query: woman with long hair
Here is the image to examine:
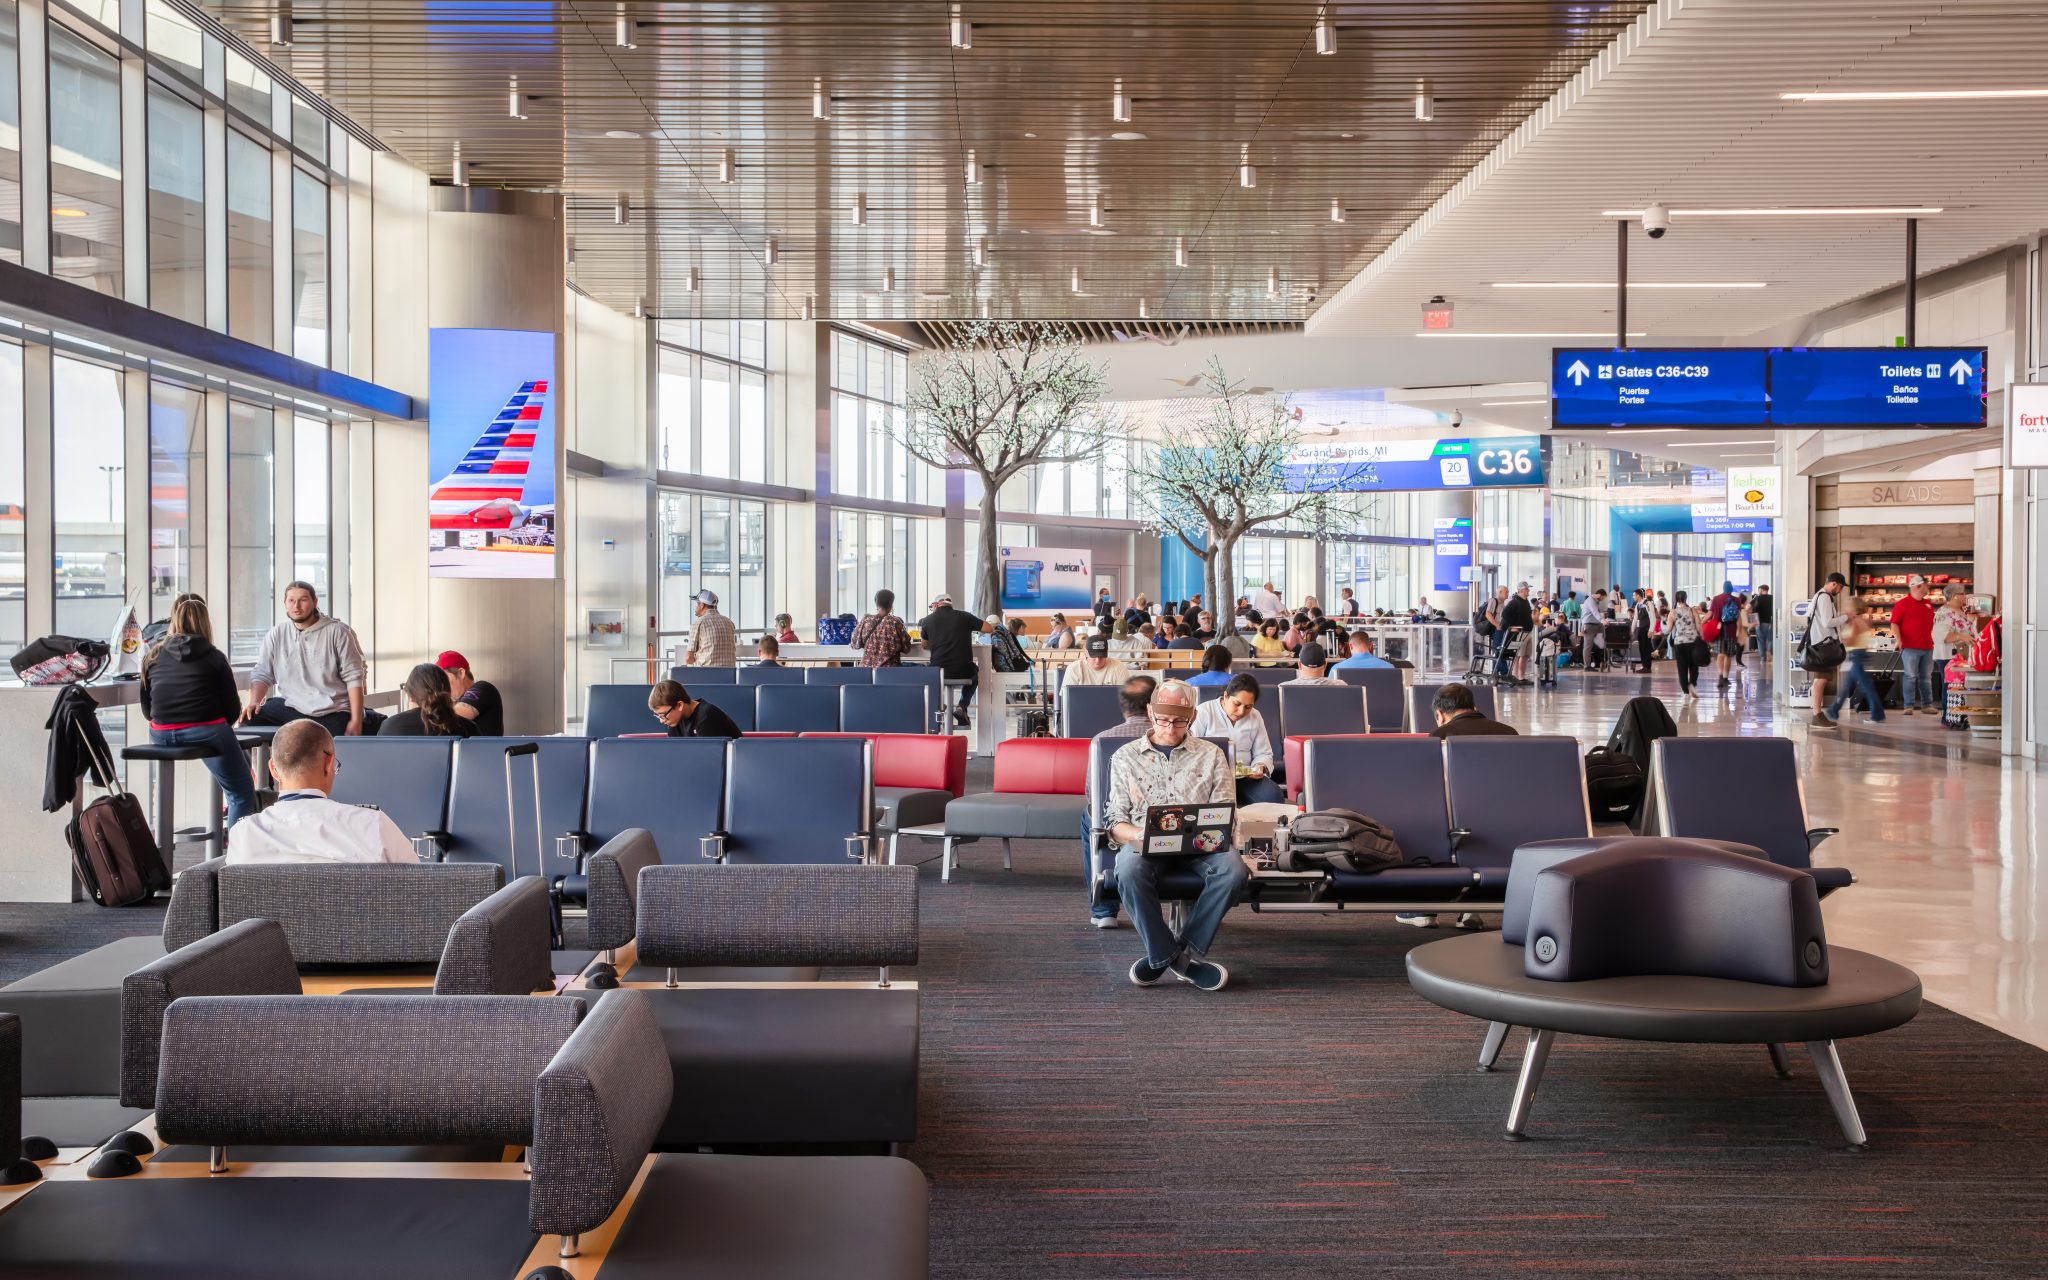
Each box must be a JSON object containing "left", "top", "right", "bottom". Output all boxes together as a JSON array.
[
  {"left": 140, "top": 593, "right": 258, "bottom": 828},
  {"left": 379, "top": 662, "right": 474, "bottom": 737}
]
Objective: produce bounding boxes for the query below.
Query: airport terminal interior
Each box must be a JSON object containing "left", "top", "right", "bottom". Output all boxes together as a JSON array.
[{"left": 3, "top": 0, "right": 2048, "bottom": 1275}]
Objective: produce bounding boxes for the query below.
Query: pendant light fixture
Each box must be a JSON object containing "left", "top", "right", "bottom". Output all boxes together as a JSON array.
[
  {"left": 686, "top": 267, "right": 700, "bottom": 293},
  {"left": 882, "top": 267, "right": 896, "bottom": 293},
  {"left": 764, "top": 236, "right": 779, "bottom": 265},
  {"left": 717, "top": 147, "right": 735, "bottom": 184},
  {"left": 1112, "top": 78, "right": 1131, "bottom": 124},
  {"left": 1415, "top": 78, "right": 1434, "bottom": 121},
  {"left": 1174, "top": 236, "right": 1189, "bottom": 268},
  {"left": 802, "top": 295, "right": 816, "bottom": 321},
  {"left": 1267, "top": 267, "right": 1280, "bottom": 299},
  {"left": 1330, "top": 198, "right": 1346, "bottom": 223},
  {"left": 949, "top": 4, "right": 971, "bottom": 49},
  {"left": 1315, "top": 5, "right": 1335, "bottom": 55},
  {"left": 615, "top": 11, "right": 638, "bottom": 48},
  {"left": 852, "top": 193, "right": 867, "bottom": 226},
  {"left": 812, "top": 78, "right": 830, "bottom": 120},
  {"left": 614, "top": 194, "right": 630, "bottom": 225},
  {"left": 964, "top": 149, "right": 979, "bottom": 187},
  {"left": 973, "top": 235, "right": 988, "bottom": 268},
  {"left": 1089, "top": 192, "right": 1104, "bottom": 228},
  {"left": 1239, "top": 145, "right": 1257, "bottom": 189},
  {"left": 270, "top": 3, "right": 293, "bottom": 47}
]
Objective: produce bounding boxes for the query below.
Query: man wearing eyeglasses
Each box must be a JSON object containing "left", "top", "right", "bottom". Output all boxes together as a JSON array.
[
  {"left": 225, "top": 720, "right": 415, "bottom": 865},
  {"left": 646, "top": 679, "right": 742, "bottom": 739},
  {"left": 1102, "top": 680, "right": 1246, "bottom": 992}
]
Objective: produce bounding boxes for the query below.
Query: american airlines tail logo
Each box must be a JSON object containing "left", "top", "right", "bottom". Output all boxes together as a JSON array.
[{"left": 429, "top": 380, "right": 547, "bottom": 530}]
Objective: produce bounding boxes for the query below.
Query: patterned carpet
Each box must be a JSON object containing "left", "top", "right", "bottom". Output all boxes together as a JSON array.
[{"left": 6, "top": 792, "right": 2048, "bottom": 1276}]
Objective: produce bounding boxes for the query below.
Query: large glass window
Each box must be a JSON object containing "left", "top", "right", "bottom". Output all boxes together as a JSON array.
[
  {"left": 0, "top": 3, "right": 21, "bottom": 268},
  {"left": 224, "top": 49, "right": 272, "bottom": 125},
  {"left": 144, "top": 0, "right": 203, "bottom": 85},
  {"left": 830, "top": 510, "right": 936, "bottom": 619},
  {"left": 147, "top": 380, "right": 204, "bottom": 617},
  {"left": 291, "top": 168, "right": 327, "bottom": 364},
  {"left": 48, "top": 24, "right": 123, "bottom": 298},
  {"left": 227, "top": 129, "right": 272, "bottom": 346},
  {"left": 226, "top": 402, "right": 273, "bottom": 661},
  {"left": 657, "top": 491, "right": 771, "bottom": 651},
  {"left": 654, "top": 320, "right": 766, "bottom": 482},
  {"left": 146, "top": 85, "right": 205, "bottom": 325},
  {"left": 294, "top": 416, "right": 329, "bottom": 596},
  {"left": 52, "top": 355, "right": 124, "bottom": 635},
  {"left": 0, "top": 340, "right": 22, "bottom": 653},
  {"left": 830, "top": 330, "right": 934, "bottom": 504}
]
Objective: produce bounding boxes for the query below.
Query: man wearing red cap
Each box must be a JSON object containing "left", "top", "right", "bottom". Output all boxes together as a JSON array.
[{"left": 436, "top": 650, "right": 504, "bottom": 736}]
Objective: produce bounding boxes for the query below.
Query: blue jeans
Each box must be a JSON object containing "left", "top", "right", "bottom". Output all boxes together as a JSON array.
[
  {"left": 149, "top": 721, "right": 258, "bottom": 829},
  {"left": 1083, "top": 808, "right": 1114, "bottom": 920},
  {"left": 1899, "top": 648, "right": 1936, "bottom": 710},
  {"left": 1114, "top": 844, "right": 1250, "bottom": 968},
  {"left": 1826, "top": 651, "right": 1886, "bottom": 721},
  {"left": 1759, "top": 622, "right": 1774, "bottom": 659}
]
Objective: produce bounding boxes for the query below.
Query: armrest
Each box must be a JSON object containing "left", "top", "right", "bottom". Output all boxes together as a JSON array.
[{"left": 1806, "top": 827, "right": 1839, "bottom": 853}]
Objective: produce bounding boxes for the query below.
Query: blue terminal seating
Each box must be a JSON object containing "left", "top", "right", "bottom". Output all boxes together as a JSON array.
[
  {"left": 1444, "top": 735, "right": 1591, "bottom": 885},
  {"left": 740, "top": 663, "right": 807, "bottom": 685},
  {"left": 1650, "top": 737, "right": 1852, "bottom": 894},
  {"left": 584, "top": 738, "right": 727, "bottom": 862},
  {"left": 688, "top": 683, "right": 758, "bottom": 733},
  {"left": 874, "top": 666, "right": 947, "bottom": 732},
  {"left": 330, "top": 737, "right": 454, "bottom": 854},
  {"left": 756, "top": 683, "right": 842, "bottom": 733},
  {"left": 1336, "top": 666, "right": 1408, "bottom": 731},
  {"left": 442, "top": 737, "right": 593, "bottom": 879},
  {"left": 666, "top": 666, "right": 739, "bottom": 684},
  {"left": 586, "top": 683, "right": 658, "bottom": 739},
  {"left": 1410, "top": 681, "right": 1496, "bottom": 731},
  {"left": 1060, "top": 683, "right": 1126, "bottom": 739},
  {"left": 840, "top": 684, "right": 930, "bottom": 735},
  {"left": 805, "top": 666, "right": 876, "bottom": 688},
  {"left": 1275, "top": 684, "right": 1369, "bottom": 740},
  {"left": 1083, "top": 734, "right": 1235, "bottom": 912},
  {"left": 1300, "top": 737, "right": 1483, "bottom": 904},
  {"left": 722, "top": 737, "right": 872, "bottom": 864}
]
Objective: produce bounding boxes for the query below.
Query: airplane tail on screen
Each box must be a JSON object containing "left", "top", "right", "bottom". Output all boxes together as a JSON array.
[{"left": 428, "top": 379, "right": 548, "bottom": 531}]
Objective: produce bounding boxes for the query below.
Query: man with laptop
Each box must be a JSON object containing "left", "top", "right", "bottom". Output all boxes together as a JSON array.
[{"left": 1103, "top": 680, "right": 1247, "bottom": 992}]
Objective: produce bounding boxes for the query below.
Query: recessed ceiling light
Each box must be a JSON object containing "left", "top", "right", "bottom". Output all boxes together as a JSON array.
[
  {"left": 1493, "top": 281, "right": 1767, "bottom": 289},
  {"left": 1088, "top": 228, "right": 1117, "bottom": 236},
  {"left": 51, "top": 207, "right": 88, "bottom": 218},
  {"left": 1339, "top": 132, "right": 1354, "bottom": 139},
  {"left": 1600, "top": 206, "right": 1942, "bottom": 217},
  {"left": 1023, "top": 131, "right": 1037, "bottom": 139},
  {"left": 1782, "top": 88, "right": 2048, "bottom": 101},
  {"left": 1110, "top": 131, "right": 1146, "bottom": 141},
  {"left": 920, "top": 290, "right": 949, "bottom": 300},
  {"left": 604, "top": 129, "right": 639, "bottom": 139}
]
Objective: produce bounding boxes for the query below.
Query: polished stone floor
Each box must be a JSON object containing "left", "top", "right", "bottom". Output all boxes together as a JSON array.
[{"left": 1495, "top": 662, "right": 2048, "bottom": 1051}]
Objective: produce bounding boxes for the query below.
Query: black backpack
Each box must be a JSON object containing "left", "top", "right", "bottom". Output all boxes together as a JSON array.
[
  {"left": 1583, "top": 746, "right": 1646, "bottom": 823},
  {"left": 989, "top": 625, "right": 1031, "bottom": 674},
  {"left": 1278, "top": 808, "right": 1411, "bottom": 874}
]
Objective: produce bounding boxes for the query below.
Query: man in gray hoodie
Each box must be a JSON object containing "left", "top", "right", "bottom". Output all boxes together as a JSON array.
[{"left": 239, "top": 581, "right": 383, "bottom": 736}]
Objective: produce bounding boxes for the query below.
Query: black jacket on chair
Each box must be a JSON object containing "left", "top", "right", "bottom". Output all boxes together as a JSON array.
[{"left": 43, "top": 683, "right": 115, "bottom": 812}]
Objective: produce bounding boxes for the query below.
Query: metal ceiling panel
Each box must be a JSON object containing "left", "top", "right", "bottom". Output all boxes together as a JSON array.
[{"left": 196, "top": 0, "right": 1651, "bottom": 319}]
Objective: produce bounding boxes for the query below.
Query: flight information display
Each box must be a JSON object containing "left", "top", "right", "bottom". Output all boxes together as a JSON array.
[
  {"left": 1551, "top": 346, "right": 1987, "bottom": 429},
  {"left": 1282, "top": 437, "right": 1543, "bottom": 491}
]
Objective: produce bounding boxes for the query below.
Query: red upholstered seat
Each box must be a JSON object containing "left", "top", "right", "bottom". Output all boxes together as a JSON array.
[
  {"left": 801, "top": 732, "right": 968, "bottom": 797},
  {"left": 990, "top": 738, "right": 1091, "bottom": 796}
]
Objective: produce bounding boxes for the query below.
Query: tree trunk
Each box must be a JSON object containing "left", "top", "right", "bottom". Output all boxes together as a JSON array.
[
  {"left": 1214, "top": 531, "right": 1240, "bottom": 623},
  {"left": 975, "top": 486, "right": 1003, "bottom": 618}
]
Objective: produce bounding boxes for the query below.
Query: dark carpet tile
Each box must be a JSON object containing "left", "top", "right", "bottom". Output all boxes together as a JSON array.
[{"left": 908, "top": 834, "right": 2048, "bottom": 1279}]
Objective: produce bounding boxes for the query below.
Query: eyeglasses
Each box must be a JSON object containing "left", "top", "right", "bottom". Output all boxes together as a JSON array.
[{"left": 1148, "top": 715, "right": 1190, "bottom": 729}]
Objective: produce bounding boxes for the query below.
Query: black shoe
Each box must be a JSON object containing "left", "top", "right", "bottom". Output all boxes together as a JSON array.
[{"left": 1129, "top": 956, "right": 1171, "bottom": 986}]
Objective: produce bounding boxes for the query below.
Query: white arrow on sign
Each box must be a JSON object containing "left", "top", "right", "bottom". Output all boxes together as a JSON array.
[
  {"left": 1949, "top": 358, "right": 1971, "bottom": 385},
  {"left": 1566, "top": 359, "right": 1590, "bottom": 387}
]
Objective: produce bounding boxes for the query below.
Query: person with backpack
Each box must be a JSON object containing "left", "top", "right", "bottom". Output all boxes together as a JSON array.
[
  {"left": 849, "top": 588, "right": 912, "bottom": 668},
  {"left": 140, "top": 594, "right": 257, "bottom": 831},
  {"left": 1803, "top": 573, "right": 1850, "bottom": 726},
  {"left": 1667, "top": 590, "right": 1705, "bottom": 700},
  {"left": 1707, "top": 581, "right": 1742, "bottom": 690}
]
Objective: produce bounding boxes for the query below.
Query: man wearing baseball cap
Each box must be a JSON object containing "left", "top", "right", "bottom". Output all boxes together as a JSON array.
[
  {"left": 1059, "top": 634, "right": 1131, "bottom": 733},
  {"left": 436, "top": 650, "right": 503, "bottom": 736},
  {"left": 918, "top": 592, "right": 993, "bottom": 728},
  {"left": 1891, "top": 574, "right": 1939, "bottom": 715},
  {"left": 684, "top": 588, "right": 737, "bottom": 668},
  {"left": 1282, "top": 640, "right": 1343, "bottom": 686},
  {"left": 1101, "top": 680, "right": 1245, "bottom": 991}
]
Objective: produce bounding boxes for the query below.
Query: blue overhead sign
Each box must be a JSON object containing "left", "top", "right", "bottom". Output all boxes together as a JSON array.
[
  {"left": 1551, "top": 346, "right": 1987, "bottom": 429},
  {"left": 1553, "top": 349, "right": 1770, "bottom": 427},
  {"left": 1769, "top": 347, "right": 1986, "bottom": 427}
]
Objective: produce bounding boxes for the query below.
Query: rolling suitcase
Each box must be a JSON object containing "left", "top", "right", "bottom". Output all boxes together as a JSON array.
[
  {"left": 504, "top": 742, "right": 564, "bottom": 949},
  {"left": 64, "top": 727, "right": 171, "bottom": 907}
]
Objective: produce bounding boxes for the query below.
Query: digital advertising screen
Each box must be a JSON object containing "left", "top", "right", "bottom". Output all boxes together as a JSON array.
[
  {"left": 996, "top": 545, "right": 1092, "bottom": 614},
  {"left": 1432, "top": 517, "right": 1473, "bottom": 592},
  {"left": 1283, "top": 437, "right": 1543, "bottom": 491},
  {"left": 427, "top": 328, "right": 557, "bottom": 580}
]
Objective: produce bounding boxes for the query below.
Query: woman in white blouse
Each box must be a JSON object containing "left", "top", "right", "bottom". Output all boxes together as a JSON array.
[{"left": 1190, "top": 673, "right": 1282, "bottom": 805}]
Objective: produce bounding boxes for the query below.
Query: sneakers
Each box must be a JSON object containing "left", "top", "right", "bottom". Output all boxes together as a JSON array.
[
  {"left": 1090, "top": 914, "right": 1120, "bottom": 929},
  {"left": 1395, "top": 913, "right": 1440, "bottom": 928},
  {"left": 1129, "top": 956, "right": 1170, "bottom": 986},
  {"left": 1170, "top": 954, "right": 1230, "bottom": 992},
  {"left": 1812, "top": 711, "right": 1837, "bottom": 727},
  {"left": 1455, "top": 912, "right": 1490, "bottom": 930}
]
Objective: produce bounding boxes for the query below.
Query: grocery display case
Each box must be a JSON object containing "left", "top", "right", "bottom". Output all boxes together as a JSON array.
[{"left": 1849, "top": 552, "right": 1975, "bottom": 638}]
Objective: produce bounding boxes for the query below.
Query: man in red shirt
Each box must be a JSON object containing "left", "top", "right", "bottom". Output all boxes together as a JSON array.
[{"left": 1890, "top": 574, "right": 1938, "bottom": 714}]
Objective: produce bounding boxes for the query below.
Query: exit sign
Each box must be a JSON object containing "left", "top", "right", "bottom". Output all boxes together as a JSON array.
[{"left": 1421, "top": 299, "right": 1455, "bottom": 330}]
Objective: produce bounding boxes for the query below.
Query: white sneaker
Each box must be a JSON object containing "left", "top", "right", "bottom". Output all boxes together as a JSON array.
[
  {"left": 1455, "top": 912, "right": 1489, "bottom": 930},
  {"left": 1090, "top": 915, "right": 1119, "bottom": 929},
  {"left": 1396, "top": 913, "right": 1440, "bottom": 928}
]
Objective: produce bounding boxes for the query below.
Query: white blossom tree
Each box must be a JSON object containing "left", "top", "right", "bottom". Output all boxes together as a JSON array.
[
  {"left": 1128, "top": 359, "right": 1363, "bottom": 616},
  {"left": 899, "top": 321, "right": 1121, "bottom": 616}
]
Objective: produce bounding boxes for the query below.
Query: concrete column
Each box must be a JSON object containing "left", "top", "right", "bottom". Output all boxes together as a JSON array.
[{"left": 426, "top": 187, "right": 566, "bottom": 733}]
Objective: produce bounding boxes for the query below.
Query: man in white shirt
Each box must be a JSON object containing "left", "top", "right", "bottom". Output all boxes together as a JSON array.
[
  {"left": 1065, "top": 635, "right": 1131, "bottom": 690},
  {"left": 227, "top": 720, "right": 416, "bottom": 865},
  {"left": 1248, "top": 581, "right": 1286, "bottom": 620},
  {"left": 241, "top": 581, "right": 381, "bottom": 736}
]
